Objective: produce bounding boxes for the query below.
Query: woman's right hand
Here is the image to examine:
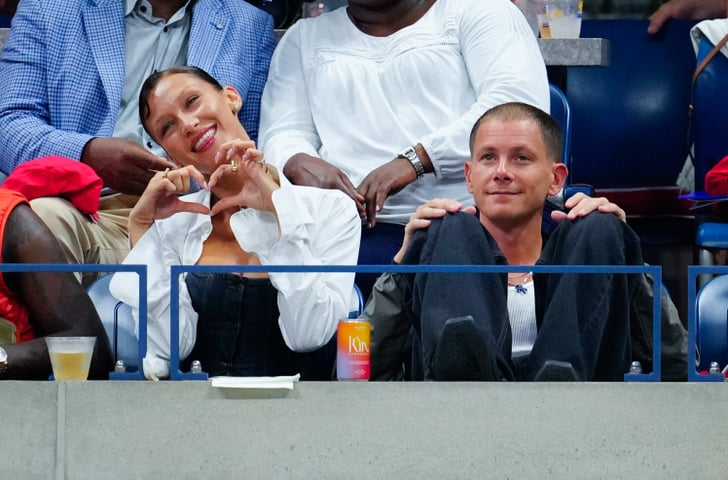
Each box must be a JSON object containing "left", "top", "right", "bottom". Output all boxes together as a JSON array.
[{"left": 128, "top": 166, "right": 210, "bottom": 246}]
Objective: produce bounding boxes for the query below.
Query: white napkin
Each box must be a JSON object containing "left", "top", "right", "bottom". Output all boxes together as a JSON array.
[{"left": 210, "top": 374, "right": 301, "bottom": 390}]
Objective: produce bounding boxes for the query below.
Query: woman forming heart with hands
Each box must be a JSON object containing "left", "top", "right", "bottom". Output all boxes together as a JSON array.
[{"left": 110, "top": 66, "right": 361, "bottom": 381}]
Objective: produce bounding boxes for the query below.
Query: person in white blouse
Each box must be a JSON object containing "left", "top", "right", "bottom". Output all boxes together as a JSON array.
[
  {"left": 258, "top": 0, "right": 549, "bottom": 298},
  {"left": 109, "top": 66, "right": 361, "bottom": 380}
]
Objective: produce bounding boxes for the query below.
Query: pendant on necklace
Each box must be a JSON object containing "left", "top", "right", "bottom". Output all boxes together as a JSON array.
[{"left": 514, "top": 284, "right": 528, "bottom": 295}]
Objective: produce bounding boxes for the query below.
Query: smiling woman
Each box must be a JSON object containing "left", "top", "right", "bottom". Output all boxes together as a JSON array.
[{"left": 109, "top": 66, "right": 362, "bottom": 381}]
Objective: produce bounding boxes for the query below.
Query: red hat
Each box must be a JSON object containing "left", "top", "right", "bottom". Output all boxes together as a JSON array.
[{"left": 2, "top": 156, "right": 102, "bottom": 222}]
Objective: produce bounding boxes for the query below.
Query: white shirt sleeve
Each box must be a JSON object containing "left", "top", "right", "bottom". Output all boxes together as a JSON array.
[
  {"left": 230, "top": 186, "right": 361, "bottom": 352},
  {"left": 258, "top": 22, "right": 320, "bottom": 171},
  {"left": 420, "top": 0, "right": 550, "bottom": 179},
  {"left": 109, "top": 219, "right": 199, "bottom": 380}
]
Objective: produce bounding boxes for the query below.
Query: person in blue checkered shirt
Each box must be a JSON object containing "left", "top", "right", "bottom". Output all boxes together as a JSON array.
[{"left": 0, "top": 0, "right": 276, "bottom": 287}]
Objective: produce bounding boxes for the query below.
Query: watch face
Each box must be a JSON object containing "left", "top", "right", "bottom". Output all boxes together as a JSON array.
[{"left": 0, "top": 346, "right": 7, "bottom": 368}]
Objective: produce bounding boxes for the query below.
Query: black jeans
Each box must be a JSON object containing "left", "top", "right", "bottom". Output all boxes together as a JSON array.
[
  {"left": 404, "top": 211, "right": 643, "bottom": 381},
  {"left": 357, "top": 222, "right": 405, "bottom": 301},
  {"left": 185, "top": 272, "right": 336, "bottom": 379}
]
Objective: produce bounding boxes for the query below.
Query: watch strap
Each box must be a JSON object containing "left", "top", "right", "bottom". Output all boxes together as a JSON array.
[
  {"left": 0, "top": 346, "right": 7, "bottom": 374},
  {"left": 399, "top": 146, "right": 425, "bottom": 179}
]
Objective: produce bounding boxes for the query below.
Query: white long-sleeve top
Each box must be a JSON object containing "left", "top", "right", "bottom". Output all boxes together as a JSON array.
[
  {"left": 259, "top": 0, "right": 549, "bottom": 224},
  {"left": 109, "top": 184, "right": 361, "bottom": 379}
]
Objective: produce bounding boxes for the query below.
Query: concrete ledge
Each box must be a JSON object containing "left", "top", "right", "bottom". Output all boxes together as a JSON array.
[
  {"left": 2, "top": 381, "right": 726, "bottom": 479},
  {"left": 1, "top": 382, "right": 57, "bottom": 480},
  {"left": 539, "top": 38, "right": 611, "bottom": 66}
]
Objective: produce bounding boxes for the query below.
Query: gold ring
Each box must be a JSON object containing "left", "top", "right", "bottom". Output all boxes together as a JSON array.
[
  {"left": 231, "top": 159, "right": 238, "bottom": 175},
  {"left": 162, "top": 167, "right": 170, "bottom": 179}
]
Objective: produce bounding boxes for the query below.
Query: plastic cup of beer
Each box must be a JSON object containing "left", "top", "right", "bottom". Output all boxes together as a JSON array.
[
  {"left": 535, "top": 0, "right": 583, "bottom": 39},
  {"left": 45, "top": 336, "right": 96, "bottom": 381}
]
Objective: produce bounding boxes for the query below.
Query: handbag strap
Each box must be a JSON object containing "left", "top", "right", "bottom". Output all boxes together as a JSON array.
[
  {"left": 690, "top": 32, "right": 728, "bottom": 111},
  {"left": 692, "top": 32, "right": 728, "bottom": 86}
]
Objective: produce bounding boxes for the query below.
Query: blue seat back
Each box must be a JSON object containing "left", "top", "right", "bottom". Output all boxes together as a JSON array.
[
  {"left": 693, "top": 36, "right": 728, "bottom": 192},
  {"left": 86, "top": 274, "right": 139, "bottom": 371},
  {"left": 566, "top": 19, "right": 696, "bottom": 189},
  {"left": 349, "top": 283, "right": 364, "bottom": 319},
  {"left": 549, "top": 83, "right": 572, "bottom": 171},
  {"left": 695, "top": 274, "right": 728, "bottom": 371}
]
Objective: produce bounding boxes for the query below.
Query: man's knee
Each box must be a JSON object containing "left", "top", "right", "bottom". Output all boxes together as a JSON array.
[
  {"left": 30, "top": 197, "right": 87, "bottom": 231},
  {"left": 546, "top": 212, "right": 642, "bottom": 266},
  {"left": 560, "top": 212, "right": 631, "bottom": 246},
  {"left": 30, "top": 196, "right": 103, "bottom": 260}
]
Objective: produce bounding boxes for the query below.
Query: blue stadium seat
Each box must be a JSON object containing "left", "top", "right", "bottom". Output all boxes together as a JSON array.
[
  {"left": 549, "top": 82, "right": 594, "bottom": 200},
  {"left": 689, "top": 34, "right": 728, "bottom": 286},
  {"left": 565, "top": 19, "right": 696, "bottom": 226},
  {"left": 549, "top": 83, "right": 571, "bottom": 169},
  {"left": 86, "top": 274, "right": 140, "bottom": 373},
  {"left": 695, "top": 274, "right": 728, "bottom": 372}
]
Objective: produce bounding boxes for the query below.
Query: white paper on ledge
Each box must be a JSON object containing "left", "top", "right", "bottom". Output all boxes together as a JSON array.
[{"left": 210, "top": 374, "right": 301, "bottom": 390}]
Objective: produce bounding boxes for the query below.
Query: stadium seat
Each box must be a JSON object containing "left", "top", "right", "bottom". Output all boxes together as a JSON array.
[
  {"left": 695, "top": 274, "right": 728, "bottom": 372},
  {"left": 86, "top": 274, "right": 140, "bottom": 373},
  {"left": 689, "top": 33, "right": 728, "bottom": 286}
]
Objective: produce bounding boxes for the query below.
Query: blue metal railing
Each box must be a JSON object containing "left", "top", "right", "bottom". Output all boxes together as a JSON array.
[{"left": 0, "top": 263, "right": 148, "bottom": 380}]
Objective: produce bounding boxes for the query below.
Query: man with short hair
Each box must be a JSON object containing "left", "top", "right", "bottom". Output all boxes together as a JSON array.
[{"left": 386, "top": 102, "right": 645, "bottom": 381}]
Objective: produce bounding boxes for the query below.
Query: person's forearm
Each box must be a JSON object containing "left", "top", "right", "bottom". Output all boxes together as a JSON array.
[
  {"left": 127, "top": 210, "right": 154, "bottom": 248},
  {"left": 1, "top": 334, "right": 111, "bottom": 380},
  {"left": 0, "top": 339, "right": 52, "bottom": 380},
  {"left": 0, "top": 2, "right": 93, "bottom": 170}
]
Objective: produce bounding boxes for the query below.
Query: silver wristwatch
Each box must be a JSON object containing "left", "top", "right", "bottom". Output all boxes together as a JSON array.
[
  {"left": 0, "top": 346, "right": 7, "bottom": 375},
  {"left": 399, "top": 146, "right": 425, "bottom": 179}
]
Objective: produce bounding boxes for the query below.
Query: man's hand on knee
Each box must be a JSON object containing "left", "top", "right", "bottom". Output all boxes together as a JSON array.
[
  {"left": 393, "top": 198, "right": 476, "bottom": 263},
  {"left": 550, "top": 192, "right": 626, "bottom": 223}
]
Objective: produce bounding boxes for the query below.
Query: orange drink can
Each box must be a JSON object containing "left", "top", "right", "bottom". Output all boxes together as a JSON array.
[{"left": 336, "top": 320, "right": 370, "bottom": 381}]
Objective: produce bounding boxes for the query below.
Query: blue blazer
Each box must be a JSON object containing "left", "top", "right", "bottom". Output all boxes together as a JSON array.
[{"left": 0, "top": 0, "right": 276, "bottom": 174}]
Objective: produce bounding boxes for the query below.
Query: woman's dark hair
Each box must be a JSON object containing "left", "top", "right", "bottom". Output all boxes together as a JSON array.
[{"left": 138, "top": 66, "right": 224, "bottom": 138}]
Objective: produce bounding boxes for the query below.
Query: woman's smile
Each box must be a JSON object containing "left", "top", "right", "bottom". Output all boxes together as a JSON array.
[{"left": 193, "top": 126, "right": 217, "bottom": 153}]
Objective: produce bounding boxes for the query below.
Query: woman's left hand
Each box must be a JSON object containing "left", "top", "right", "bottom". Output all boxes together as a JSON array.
[{"left": 209, "top": 139, "right": 279, "bottom": 215}]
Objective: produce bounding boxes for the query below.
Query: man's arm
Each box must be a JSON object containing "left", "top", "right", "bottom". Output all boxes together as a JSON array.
[
  {"left": 0, "top": 2, "right": 173, "bottom": 193},
  {"left": 648, "top": 0, "right": 728, "bottom": 35},
  {"left": 1, "top": 203, "right": 113, "bottom": 379},
  {"left": 257, "top": 25, "right": 367, "bottom": 215},
  {"left": 0, "top": 4, "right": 77, "bottom": 171},
  {"left": 235, "top": 9, "right": 276, "bottom": 145}
]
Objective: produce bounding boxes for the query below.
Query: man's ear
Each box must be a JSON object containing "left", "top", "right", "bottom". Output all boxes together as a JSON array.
[
  {"left": 223, "top": 86, "right": 243, "bottom": 113},
  {"left": 464, "top": 161, "right": 474, "bottom": 194},
  {"left": 548, "top": 162, "right": 569, "bottom": 196}
]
